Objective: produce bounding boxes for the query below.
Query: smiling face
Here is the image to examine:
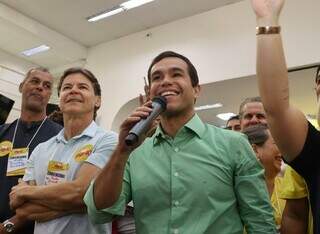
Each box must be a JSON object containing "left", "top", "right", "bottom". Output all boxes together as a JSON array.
[
  {"left": 20, "top": 69, "right": 53, "bottom": 113},
  {"left": 255, "top": 130, "right": 282, "bottom": 176},
  {"left": 149, "top": 57, "right": 200, "bottom": 117},
  {"left": 240, "top": 102, "right": 267, "bottom": 130},
  {"left": 58, "top": 73, "right": 100, "bottom": 119}
]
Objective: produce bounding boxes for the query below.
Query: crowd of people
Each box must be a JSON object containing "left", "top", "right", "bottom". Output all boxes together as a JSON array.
[{"left": 0, "top": 0, "right": 319, "bottom": 233}]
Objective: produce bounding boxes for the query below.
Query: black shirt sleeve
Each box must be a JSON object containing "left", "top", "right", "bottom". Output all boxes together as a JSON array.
[{"left": 289, "top": 121, "right": 320, "bottom": 180}]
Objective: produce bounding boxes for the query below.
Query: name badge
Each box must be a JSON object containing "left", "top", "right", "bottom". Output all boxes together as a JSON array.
[
  {"left": 6, "top": 148, "right": 28, "bottom": 176},
  {"left": 44, "top": 160, "right": 69, "bottom": 185},
  {"left": 0, "top": 141, "right": 13, "bottom": 157}
]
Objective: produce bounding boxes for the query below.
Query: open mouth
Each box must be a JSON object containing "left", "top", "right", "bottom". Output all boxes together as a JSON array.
[
  {"left": 66, "top": 98, "right": 82, "bottom": 103},
  {"left": 159, "top": 90, "right": 179, "bottom": 97}
]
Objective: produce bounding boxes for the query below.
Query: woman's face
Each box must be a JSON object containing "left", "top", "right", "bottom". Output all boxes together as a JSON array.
[{"left": 255, "top": 130, "right": 282, "bottom": 176}]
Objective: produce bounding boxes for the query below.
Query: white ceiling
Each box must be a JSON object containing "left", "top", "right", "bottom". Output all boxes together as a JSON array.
[{"left": 0, "top": 0, "right": 242, "bottom": 69}]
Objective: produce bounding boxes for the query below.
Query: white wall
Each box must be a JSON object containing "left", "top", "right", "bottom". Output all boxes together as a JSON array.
[
  {"left": 86, "top": 0, "right": 320, "bottom": 130},
  {"left": 0, "top": 49, "right": 37, "bottom": 122}
]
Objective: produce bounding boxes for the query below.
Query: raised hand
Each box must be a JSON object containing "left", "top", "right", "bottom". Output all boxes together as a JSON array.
[
  {"left": 251, "top": 0, "right": 285, "bottom": 25},
  {"left": 117, "top": 101, "right": 153, "bottom": 152}
]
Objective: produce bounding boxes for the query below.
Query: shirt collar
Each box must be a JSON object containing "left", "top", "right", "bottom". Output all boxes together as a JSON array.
[
  {"left": 153, "top": 114, "right": 205, "bottom": 145},
  {"left": 55, "top": 121, "right": 98, "bottom": 143}
]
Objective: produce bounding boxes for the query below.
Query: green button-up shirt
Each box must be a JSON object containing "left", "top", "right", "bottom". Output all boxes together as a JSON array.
[{"left": 84, "top": 114, "right": 276, "bottom": 234}]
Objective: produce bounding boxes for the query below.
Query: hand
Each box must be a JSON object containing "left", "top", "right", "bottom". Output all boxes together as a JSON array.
[
  {"left": 9, "top": 184, "right": 35, "bottom": 210},
  {"left": 117, "top": 101, "right": 153, "bottom": 153},
  {"left": 251, "top": 0, "right": 285, "bottom": 26},
  {"left": 0, "top": 224, "right": 6, "bottom": 234}
]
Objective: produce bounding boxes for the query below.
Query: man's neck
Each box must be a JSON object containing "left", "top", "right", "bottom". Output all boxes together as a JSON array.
[
  {"left": 160, "top": 110, "right": 195, "bottom": 138},
  {"left": 20, "top": 109, "right": 46, "bottom": 123},
  {"left": 63, "top": 114, "right": 93, "bottom": 140}
]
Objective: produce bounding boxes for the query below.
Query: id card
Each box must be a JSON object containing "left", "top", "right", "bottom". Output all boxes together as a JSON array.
[
  {"left": 6, "top": 147, "right": 28, "bottom": 176},
  {"left": 44, "top": 160, "right": 69, "bottom": 185}
]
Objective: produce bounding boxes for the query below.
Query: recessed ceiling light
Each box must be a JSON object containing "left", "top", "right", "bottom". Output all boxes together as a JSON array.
[
  {"left": 87, "top": 7, "right": 124, "bottom": 22},
  {"left": 21, "top": 45, "right": 50, "bottom": 57},
  {"left": 216, "top": 112, "right": 236, "bottom": 121},
  {"left": 195, "top": 103, "right": 223, "bottom": 111}
]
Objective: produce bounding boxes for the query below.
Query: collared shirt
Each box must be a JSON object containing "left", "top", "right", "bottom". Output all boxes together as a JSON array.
[
  {"left": 24, "top": 121, "right": 118, "bottom": 234},
  {"left": 0, "top": 119, "right": 62, "bottom": 234},
  {"left": 84, "top": 114, "right": 276, "bottom": 234}
]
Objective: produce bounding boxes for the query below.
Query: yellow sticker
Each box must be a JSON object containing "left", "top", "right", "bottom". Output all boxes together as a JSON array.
[
  {"left": 74, "top": 144, "right": 93, "bottom": 162},
  {"left": 0, "top": 141, "right": 13, "bottom": 157},
  {"left": 48, "top": 160, "right": 69, "bottom": 172}
]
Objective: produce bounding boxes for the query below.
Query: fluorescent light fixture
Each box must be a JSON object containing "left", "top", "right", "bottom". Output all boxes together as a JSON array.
[
  {"left": 120, "top": 0, "right": 155, "bottom": 10},
  {"left": 87, "top": 0, "right": 155, "bottom": 22},
  {"left": 87, "top": 7, "right": 124, "bottom": 22},
  {"left": 21, "top": 45, "right": 50, "bottom": 57},
  {"left": 216, "top": 112, "right": 237, "bottom": 121},
  {"left": 195, "top": 103, "right": 223, "bottom": 111}
]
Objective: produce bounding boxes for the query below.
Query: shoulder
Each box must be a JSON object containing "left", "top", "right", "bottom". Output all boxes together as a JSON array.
[
  {"left": 0, "top": 120, "right": 17, "bottom": 137},
  {"left": 203, "top": 124, "right": 249, "bottom": 147},
  {"left": 45, "top": 119, "right": 63, "bottom": 132}
]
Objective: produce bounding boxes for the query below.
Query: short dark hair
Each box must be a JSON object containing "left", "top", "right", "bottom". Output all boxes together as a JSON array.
[
  {"left": 239, "top": 96, "right": 262, "bottom": 118},
  {"left": 316, "top": 66, "right": 320, "bottom": 84},
  {"left": 147, "top": 51, "right": 199, "bottom": 87},
  {"left": 57, "top": 67, "right": 101, "bottom": 120},
  {"left": 226, "top": 115, "right": 239, "bottom": 126},
  {"left": 242, "top": 124, "right": 269, "bottom": 146},
  {"left": 22, "top": 67, "right": 50, "bottom": 83}
]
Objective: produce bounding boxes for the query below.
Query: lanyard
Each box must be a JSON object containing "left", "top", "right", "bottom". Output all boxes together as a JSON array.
[{"left": 12, "top": 117, "right": 47, "bottom": 149}]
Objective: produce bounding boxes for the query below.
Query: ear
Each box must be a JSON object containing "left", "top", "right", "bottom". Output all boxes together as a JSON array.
[
  {"left": 95, "top": 96, "right": 101, "bottom": 109},
  {"left": 252, "top": 144, "right": 261, "bottom": 160},
  {"left": 193, "top": 84, "right": 201, "bottom": 99},
  {"left": 19, "top": 82, "right": 24, "bottom": 93}
]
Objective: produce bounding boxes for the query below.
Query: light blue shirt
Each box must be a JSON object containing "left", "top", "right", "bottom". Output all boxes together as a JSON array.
[{"left": 24, "top": 121, "right": 118, "bottom": 234}]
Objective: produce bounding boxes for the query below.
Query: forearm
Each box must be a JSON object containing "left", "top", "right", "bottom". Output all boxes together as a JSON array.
[
  {"left": 16, "top": 202, "right": 84, "bottom": 223},
  {"left": 281, "top": 199, "right": 308, "bottom": 234},
  {"left": 21, "top": 182, "right": 86, "bottom": 211},
  {"left": 256, "top": 27, "right": 290, "bottom": 117},
  {"left": 94, "top": 147, "right": 130, "bottom": 209}
]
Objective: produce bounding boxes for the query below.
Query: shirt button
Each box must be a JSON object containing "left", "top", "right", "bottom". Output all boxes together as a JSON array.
[
  {"left": 173, "top": 229, "right": 179, "bottom": 234},
  {"left": 174, "top": 201, "right": 179, "bottom": 206},
  {"left": 174, "top": 172, "right": 179, "bottom": 177},
  {"left": 174, "top": 147, "right": 179, "bottom": 152}
]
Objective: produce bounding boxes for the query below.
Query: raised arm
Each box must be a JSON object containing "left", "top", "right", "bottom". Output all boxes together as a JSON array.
[{"left": 252, "top": 0, "right": 308, "bottom": 161}]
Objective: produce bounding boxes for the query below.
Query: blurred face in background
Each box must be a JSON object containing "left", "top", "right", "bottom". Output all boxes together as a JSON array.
[
  {"left": 226, "top": 118, "right": 241, "bottom": 132},
  {"left": 240, "top": 102, "right": 267, "bottom": 130},
  {"left": 254, "top": 130, "right": 282, "bottom": 177}
]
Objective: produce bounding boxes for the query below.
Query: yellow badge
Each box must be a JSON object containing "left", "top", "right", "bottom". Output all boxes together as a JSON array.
[
  {"left": 0, "top": 141, "right": 13, "bottom": 157},
  {"left": 47, "top": 160, "right": 69, "bottom": 172},
  {"left": 6, "top": 147, "right": 28, "bottom": 176},
  {"left": 74, "top": 144, "right": 93, "bottom": 162}
]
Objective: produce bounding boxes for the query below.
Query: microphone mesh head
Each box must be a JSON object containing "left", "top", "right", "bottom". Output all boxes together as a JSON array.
[{"left": 152, "top": 96, "right": 167, "bottom": 110}]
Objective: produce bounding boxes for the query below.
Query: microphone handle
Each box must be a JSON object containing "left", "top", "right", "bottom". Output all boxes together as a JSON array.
[{"left": 125, "top": 102, "right": 163, "bottom": 146}]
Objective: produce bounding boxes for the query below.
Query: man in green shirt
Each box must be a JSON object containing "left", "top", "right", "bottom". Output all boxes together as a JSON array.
[{"left": 84, "top": 51, "right": 277, "bottom": 234}]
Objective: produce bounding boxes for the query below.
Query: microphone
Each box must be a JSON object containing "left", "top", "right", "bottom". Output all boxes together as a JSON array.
[{"left": 125, "top": 96, "right": 167, "bottom": 146}]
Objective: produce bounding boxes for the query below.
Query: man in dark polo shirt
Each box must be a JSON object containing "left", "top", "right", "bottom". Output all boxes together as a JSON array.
[{"left": 0, "top": 67, "right": 62, "bottom": 234}]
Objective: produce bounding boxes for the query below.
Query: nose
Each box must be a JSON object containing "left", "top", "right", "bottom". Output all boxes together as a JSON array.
[
  {"left": 35, "top": 82, "right": 44, "bottom": 91},
  {"left": 161, "top": 74, "right": 172, "bottom": 87},
  {"left": 249, "top": 115, "right": 259, "bottom": 124}
]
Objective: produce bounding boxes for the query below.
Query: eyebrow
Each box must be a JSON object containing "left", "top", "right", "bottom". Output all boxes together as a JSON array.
[{"left": 151, "top": 66, "right": 185, "bottom": 75}]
